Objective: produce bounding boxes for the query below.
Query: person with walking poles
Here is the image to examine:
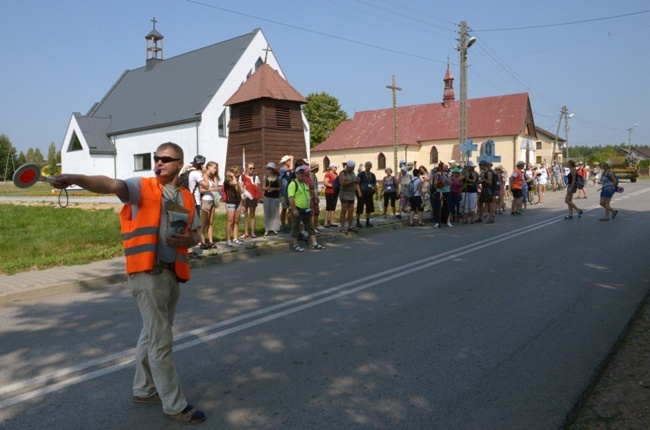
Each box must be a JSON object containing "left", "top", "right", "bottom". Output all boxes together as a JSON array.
[
  {"left": 564, "top": 159, "right": 584, "bottom": 220},
  {"left": 50, "top": 142, "right": 206, "bottom": 424},
  {"left": 598, "top": 160, "right": 620, "bottom": 221}
]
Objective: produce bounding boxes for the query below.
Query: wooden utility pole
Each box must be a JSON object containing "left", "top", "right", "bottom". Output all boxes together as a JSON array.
[
  {"left": 386, "top": 75, "right": 402, "bottom": 173},
  {"left": 458, "top": 21, "right": 469, "bottom": 165}
]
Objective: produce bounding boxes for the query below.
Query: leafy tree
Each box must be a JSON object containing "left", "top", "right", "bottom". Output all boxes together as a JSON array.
[
  {"left": 0, "top": 134, "right": 17, "bottom": 181},
  {"left": 303, "top": 92, "right": 349, "bottom": 147},
  {"left": 44, "top": 141, "right": 60, "bottom": 176},
  {"left": 16, "top": 151, "right": 26, "bottom": 166}
]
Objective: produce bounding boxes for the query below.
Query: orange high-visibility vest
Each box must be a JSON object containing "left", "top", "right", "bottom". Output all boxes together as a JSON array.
[
  {"left": 511, "top": 168, "right": 523, "bottom": 190},
  {"left": 120, "top": 177, "right": 194, "bottom": 282}
]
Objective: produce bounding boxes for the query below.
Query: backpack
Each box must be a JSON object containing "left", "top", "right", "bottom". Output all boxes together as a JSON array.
[
  {"left": 402, "top": 178, "right": 416, "bottom": 199},
  {"left": 488, "top": 169, "right": 500, "bottom": 195},
  {"left": 574, "top": 172, "right": 585, "bottom": 189},
  {"left": 178, "top": 169, "right": 200, "bottom": 196},
  {"left": 332, "top": 176, "right": 340, "bottom": 193}
]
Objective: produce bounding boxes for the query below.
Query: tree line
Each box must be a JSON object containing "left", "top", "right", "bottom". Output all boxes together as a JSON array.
[{"left": 1, "top": 134, "right": 60, "bottom": 181}]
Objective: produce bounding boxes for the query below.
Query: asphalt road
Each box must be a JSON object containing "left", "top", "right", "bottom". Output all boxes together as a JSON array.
[{"left": 1, "top": 184, "right": 649, "bottom": 429}]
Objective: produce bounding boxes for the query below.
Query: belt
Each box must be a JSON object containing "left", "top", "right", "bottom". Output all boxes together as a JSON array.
[{"left": 156, "top": 261, "right": 175, "bottom": 271}]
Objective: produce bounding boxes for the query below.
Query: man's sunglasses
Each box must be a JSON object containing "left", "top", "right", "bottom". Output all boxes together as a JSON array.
[{"left": 154, "top": 155, "right": 181, "bottom": 164}]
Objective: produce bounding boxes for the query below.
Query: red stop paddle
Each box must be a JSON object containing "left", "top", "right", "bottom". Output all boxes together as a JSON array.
[{"left": 12, "top": 164, "right": 56, "bottom": 188}]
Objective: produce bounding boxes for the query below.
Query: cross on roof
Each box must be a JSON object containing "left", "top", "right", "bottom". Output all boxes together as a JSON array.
[
  {"left": 263, "top": 45, "right": 272, "bottom": 64},
  {"left": 151, "top": 17, "right": 157, "bottom": 29}
]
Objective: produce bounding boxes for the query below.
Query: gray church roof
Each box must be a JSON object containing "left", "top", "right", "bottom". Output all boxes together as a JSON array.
[
  {"left": 86, "top": 28, "right": 261, "bottom": 136},
  {"left": 73, "top": 113, "right": 114, "bottom": 155}
]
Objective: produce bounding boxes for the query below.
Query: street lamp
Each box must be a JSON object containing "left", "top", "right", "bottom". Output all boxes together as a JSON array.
[{"left": 455, "top": 20, "right": 476, "bottom": 166}]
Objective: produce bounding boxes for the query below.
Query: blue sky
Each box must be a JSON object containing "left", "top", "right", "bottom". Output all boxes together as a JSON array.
[{"left": 2, "top": 0, "right": 648, "bottom": 155}]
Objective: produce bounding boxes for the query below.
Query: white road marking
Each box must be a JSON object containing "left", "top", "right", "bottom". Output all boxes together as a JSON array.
[{"left": 2, "top": 187, "right": 649, "bottom": 410}]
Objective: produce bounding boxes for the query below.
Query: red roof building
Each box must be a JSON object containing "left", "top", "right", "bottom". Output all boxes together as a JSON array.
[{"left": 311, "top": 66, "right": 551, "bottom": 174}]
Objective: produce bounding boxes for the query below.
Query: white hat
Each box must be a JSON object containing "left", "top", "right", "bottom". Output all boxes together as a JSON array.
[
  {"left": 467, "top": 161, "right": 476, "bottom": 167},
  {"left": 449, "top": 159, "right": 456, "bottom": 164},
  {"left": 280, "top": 155, "right": 291, "bottom": 164},
  {"left": 329, "top": 163, "right": 338, "bottom": 169}
]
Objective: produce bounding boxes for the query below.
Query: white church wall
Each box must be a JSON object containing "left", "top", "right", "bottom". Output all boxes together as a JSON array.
[
  {"left": 113, "top": 123, "right": 197, "bottom": 179},
  {"left": 60, "top": 115, "right": 115, "bottom": 179}
]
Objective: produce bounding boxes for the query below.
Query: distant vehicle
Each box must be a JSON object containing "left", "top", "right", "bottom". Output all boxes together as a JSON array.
[{"left": 609, "top": 156, "right": 639, "bottom": 182}]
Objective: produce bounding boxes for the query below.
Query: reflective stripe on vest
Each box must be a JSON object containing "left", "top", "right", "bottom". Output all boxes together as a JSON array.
[{"left": 120, "top": 177, "right": 194, "bottom": 282}]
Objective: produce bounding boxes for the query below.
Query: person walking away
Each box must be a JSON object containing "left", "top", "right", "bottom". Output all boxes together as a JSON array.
[
  {"left": 460, "top": 161, "right": 478, "bottom": 224},
  {"left": 199, "top": 161, "right": 220, "bottom": 249},
  {"left": 432, "top": 162, "right": 452, "bottom": 228},
  {"left": 51, "top": 142, "right": 206, "bottom": 424},
  {"left": 288, "top": 165, "right": 326, "bottom": 251},
  {"left": 509, "top": 161, "right": 525, "bottom": 216},
  {"left": 223, "top": 166, "right": 244, "bottom": 246},
  {"left": 278, "top": 155, "right": 294, "bottom": 232},
  {"left": 381, "top": 167, "right": 398, "bottom": 218},
  {"left": 564, "top": 160, "right": 583, "bottom": 220},
  {"left": 338, "top": 160, "right": 359, "bottom": 233},
  {"left": 262, "top": 162, "right": 281, "bottom": 236},
  {"left": 598, "top": 160, "right": 619, "bottom": 221},
  {"left": 355, "top": 161, "right": 377, "bottom": 228},
  {"left": 323, "top": 163, "right": 339, "bottom": 228},
  {"left": 240, "top": 163, "right": 262, "bottom": 238}
]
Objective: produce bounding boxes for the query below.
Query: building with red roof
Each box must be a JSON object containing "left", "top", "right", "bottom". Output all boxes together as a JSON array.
[{"left": 312, "top": 65, "right": 562, "bottom": 178}]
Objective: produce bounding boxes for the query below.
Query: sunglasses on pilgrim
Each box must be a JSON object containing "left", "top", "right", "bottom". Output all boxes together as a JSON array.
[{"left": 154, "top": 155, "right": 181, "bottom": 164}]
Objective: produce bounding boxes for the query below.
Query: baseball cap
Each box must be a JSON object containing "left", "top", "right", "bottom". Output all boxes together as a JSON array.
[
  {"left": 467, "top": 161, "right": 476, "bottom": 167},
  {"left": 347, "top": 160, "right": 356, "bottom": 167},
  {"left": 295, "top": 165, "right": 306, "bottom": 173},
  {"left": 193, "top": 155, "right": 206, "bottom": 165},
  {"left": 478, "top": 160, "right": 488, "bottom": 166}
]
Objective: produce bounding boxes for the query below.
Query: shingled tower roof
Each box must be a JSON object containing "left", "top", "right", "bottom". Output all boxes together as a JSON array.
[{"left": 225, "top": 63, "right": 307, "bottom": 106}]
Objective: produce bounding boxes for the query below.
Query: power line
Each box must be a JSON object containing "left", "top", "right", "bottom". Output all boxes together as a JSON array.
[
  {"left": 474, "top": 9, "right": 650, "bottom": 32},
  {"left": 184, "top": 0, "right": 449, "bottom": 64}
]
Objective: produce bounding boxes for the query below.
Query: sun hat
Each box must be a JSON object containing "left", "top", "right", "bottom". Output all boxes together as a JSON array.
[
  {"left": 280, "top": 155, "right": 291, "bottom": 164},
  {"left": 399, "top": 159, "right": 406, "bottom": 164},
  {"left": 516, "top": 160, "right": 525, "bottom": 167},
  {"left": 400, "top": 166, "right": 408, "bottom": 172},
  {"left": 310, "top": 161, "right": 319, "bottom": 171},
  {"left": 467, "top": 161, "right": 476, "bottom": 168},
  {"left": 451, "top": 167, "right": 461, "bottom": 173},
  {"left": 266, "top": 162, "right": 277, "bottom": 170},
  {"left": 346, "top": 160, "right": 356, "bottom": 167}
]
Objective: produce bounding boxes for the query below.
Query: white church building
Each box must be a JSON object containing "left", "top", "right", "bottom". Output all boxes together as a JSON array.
[{"left": 61, "top": 25, "right": 309, "bottom": 180}]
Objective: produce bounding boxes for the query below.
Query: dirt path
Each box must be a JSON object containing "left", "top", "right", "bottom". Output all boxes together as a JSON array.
[{"left": 568, "top": 294, "right": 650, "bottom": 429}]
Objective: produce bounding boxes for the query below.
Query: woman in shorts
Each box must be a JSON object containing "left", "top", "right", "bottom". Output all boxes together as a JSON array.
[
  {"left": 223, "top": 166, "right": 243, "bottom": 246},
  {"left": 598, "top": 160, "right": 619, "bottom": 221},
  {"left": 199, "top": 161, "right": 220, "bottom": 248}
]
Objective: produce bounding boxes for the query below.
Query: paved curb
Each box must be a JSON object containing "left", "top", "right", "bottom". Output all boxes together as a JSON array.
[{"left": 0, "top": 217, "right": 411, "bottom": 305}]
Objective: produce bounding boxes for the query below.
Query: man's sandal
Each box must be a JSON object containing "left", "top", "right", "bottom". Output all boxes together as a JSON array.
[
  {"left": 292, "top": 245, "right": 304, "bottom": 252},
  {"left": 312, "top": 243, "right": 326, "bottom": 250},
  {"left": 166, "top": 404, "right": 206, "bottom": 424}
]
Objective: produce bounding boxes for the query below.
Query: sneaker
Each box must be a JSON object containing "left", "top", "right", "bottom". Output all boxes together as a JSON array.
[
  {"left": 447, "top": 221, "right": 453, "bottom": 227},
  {"left": 356, "top": 221, "right": 363, "bottom": 228},
  {"left": 226, "top": 240, "right": 233, "bottom": 247},
  {"left": 366, "top": 221, "right": 374, "bottom": 228},
  {"left": 396, "top": 214, "right": 402, "bottom": 220},
  {"left": 433, "top": 223, "right": 440, "bottom": 228},
  {"left": 233, "top": 239, "right": 243, "bottom": 245}
]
